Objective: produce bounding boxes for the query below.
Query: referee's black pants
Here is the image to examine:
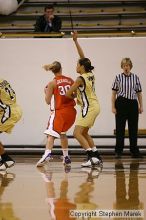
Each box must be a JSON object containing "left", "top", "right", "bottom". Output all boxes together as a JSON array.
[{"left": 115, "top": 96, "right": 139, "bottom": 155}]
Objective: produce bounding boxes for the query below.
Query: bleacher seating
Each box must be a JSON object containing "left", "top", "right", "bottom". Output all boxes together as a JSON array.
[{"left": 0, "top": 0, "right": 146, "bottom": 37}]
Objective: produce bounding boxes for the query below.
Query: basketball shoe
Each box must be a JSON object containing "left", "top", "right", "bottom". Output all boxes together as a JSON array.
[
  {"left": 0, "top": 155, "right": 15, "bottom": 171},
  {"left": 63, "top": 156, "right": 71, "bottom": 166},
  {"left": 36, "top": 153, "right": 52, "bottom": 167},
  {"left": 63, "top": 156, "right": 71, "bottom": 173},
  {"left": 81, "top": 150, "right": 101, "bottom": 167},
  {"left": 93, "top": 150, "right": 103, "bottom": 164}
]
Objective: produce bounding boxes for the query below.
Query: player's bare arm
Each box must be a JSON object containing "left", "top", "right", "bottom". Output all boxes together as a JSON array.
[
  {"left": 66, "top": 77, "right": 83, "bottom": 99},
  {"left": 72, "top": 31, "right": 85, "bottom": 59},
  {"left": 45, "top": 80, "right": 55, "bottom": 105},
  {"left": 111, "top": 90, "right": 117, "bottom": 114},
  {"left": 137, "top": 92, "right": 143, "bottom": 113}
]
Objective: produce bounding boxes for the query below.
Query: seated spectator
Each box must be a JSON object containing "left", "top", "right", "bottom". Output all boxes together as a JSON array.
[
  {"left": 34, "top": 5, "right": 62, "bottom": 33},
  {"left": 0, "top": 0, "right": 25, "bottom": 15}
]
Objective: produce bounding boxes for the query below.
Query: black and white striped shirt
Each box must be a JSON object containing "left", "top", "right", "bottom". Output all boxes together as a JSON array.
[{"left": 112, "top": 73, "right": 142, "bottom": 100}]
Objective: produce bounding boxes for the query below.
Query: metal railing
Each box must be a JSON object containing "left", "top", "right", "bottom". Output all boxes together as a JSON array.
[
  {"left": 1, "top": 31, "right": 146, "bottom": 38},
  {"left": 0, "top": 31, "right": 65, "bottom": 38}
]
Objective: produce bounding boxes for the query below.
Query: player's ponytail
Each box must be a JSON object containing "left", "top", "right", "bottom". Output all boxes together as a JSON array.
[{"left": 49, "top": 61, "right": 62, "bottom": 73}]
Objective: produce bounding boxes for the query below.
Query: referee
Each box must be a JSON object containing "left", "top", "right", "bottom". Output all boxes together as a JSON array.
[{"left": 111, "top": 58, "right": 143, "bottom": 159}]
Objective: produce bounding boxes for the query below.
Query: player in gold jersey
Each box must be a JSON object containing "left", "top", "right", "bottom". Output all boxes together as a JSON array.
[
  {"left": 66, "top": 32, "right": 102, "bottom": 167},
  {"left": 0, "top": 79, "right": 22, "bottom": 170}
]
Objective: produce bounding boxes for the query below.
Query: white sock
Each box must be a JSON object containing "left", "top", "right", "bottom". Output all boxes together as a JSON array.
[
  {"left": 91, "top": 146, "right": 97, "bottom": 152},
  {"left": 86, "top": 148, "right": 92, "bottom": 151},
  {"left": 44, "top": 149, "right": 51, "bottom": 155},
  {"left": 62, "top": 149, "right": 68, "bottom": 157}
]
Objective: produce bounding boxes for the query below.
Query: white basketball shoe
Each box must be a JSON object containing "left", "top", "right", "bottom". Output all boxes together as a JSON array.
[{"left": 36, "top": 153, "right": 52, "bottom": 167}]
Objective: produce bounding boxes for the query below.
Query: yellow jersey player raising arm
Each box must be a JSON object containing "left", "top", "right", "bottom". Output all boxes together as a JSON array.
[
  {"left": 0, "top": 79, "right": 22, "bottom": 171},
  {"left": 66, "top": 31, "right": 102, "bottom": 167}
]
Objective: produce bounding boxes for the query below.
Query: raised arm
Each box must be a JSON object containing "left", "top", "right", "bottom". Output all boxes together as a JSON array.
[{"left": 71, "top": 31, "right": 85, "bottom": 58}]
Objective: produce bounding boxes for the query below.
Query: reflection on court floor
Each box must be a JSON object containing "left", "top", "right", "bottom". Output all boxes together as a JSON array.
[{"left": 0, "top": 157, "right": 145, "bottom": 220}]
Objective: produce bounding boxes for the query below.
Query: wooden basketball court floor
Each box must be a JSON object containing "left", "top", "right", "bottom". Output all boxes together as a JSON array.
[{"left": 0, "top": 156, "right": 145, "bottom": 220}]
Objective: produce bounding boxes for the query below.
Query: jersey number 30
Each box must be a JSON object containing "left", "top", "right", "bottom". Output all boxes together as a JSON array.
[{"left": 58, "top": 85, "right": 71, "bottom": 95}]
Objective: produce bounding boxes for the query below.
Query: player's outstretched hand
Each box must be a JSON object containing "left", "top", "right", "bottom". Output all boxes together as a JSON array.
[{"left": 71, "top": 31, "right": 78, "bottom": 41}]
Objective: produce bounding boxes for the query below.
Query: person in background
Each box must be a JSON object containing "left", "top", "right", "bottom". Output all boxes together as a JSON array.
[
  {"left": 0, "top": 79, "right": 22, "bottom": 170},
  {"left": 36, "top": 61, "right": 76, "bottom": 167},
  {"left": 66, "top": 32, "right": 102, "bottom": 168},
  {"left": 111, "top": 58, "right": 143, "bottom": 159},
  {"left": 34, "top": 5, "right": 62, "bottom": 33}
]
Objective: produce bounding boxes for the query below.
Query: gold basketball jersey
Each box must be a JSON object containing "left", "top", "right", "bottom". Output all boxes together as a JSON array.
[
  {"left": 0, "top": 79, "right": 22, "bottom": 133},
  {"left": 0, "top": 79, "right": 16, "bottom": 105},
  {"left": 77, "top": 72, "right": 99, "bottom": 116}
]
